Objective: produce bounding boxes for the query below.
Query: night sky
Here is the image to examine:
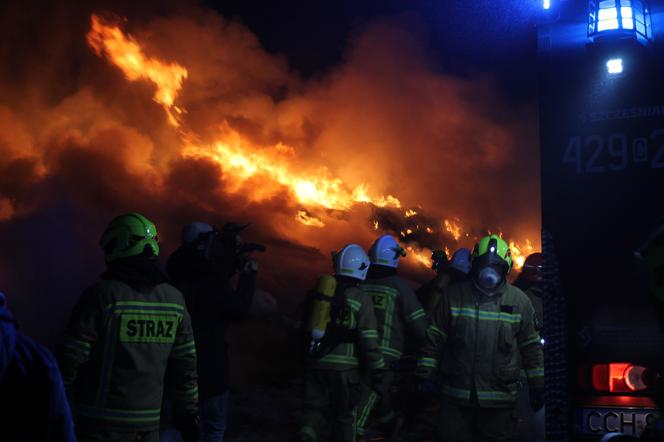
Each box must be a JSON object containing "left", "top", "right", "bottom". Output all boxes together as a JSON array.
[{"left": 207, "top": 0, "right": 541, "bottom": 102}]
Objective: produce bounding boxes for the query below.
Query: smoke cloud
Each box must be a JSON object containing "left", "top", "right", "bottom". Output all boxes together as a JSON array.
[{"left": 0, "top": 1, "right": 539, "bottom": 347}]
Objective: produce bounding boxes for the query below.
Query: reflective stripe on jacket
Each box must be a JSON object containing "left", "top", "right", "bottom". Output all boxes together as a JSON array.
[
  {"left": 361, "top": 275, "right": 427, "bottom": 361},
  {"left": 418, "top": 279, "right": 543, "bottom": 408},
  {"left": 59, "top": 280, "right": 198, "bottom": 431}
]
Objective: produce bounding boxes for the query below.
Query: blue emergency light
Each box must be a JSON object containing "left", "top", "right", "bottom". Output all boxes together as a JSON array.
[
  {"left": 543, "top": 0, "right": 551, "bottom": 10},
  {"left": 588, "top": 0, "right": 652, "bottom": 43},
  {"left": 606, "top": 58, "right": 624, "bottom": 73}
]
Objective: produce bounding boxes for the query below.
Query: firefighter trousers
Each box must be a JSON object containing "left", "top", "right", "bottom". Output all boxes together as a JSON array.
[
  {"left": 355, "top": 370, "right": 396, "bottom": 436},
  {"left": 436, "top": 401, "right": 515, "bottom": 442},
  {"left": 299, "top": 368, "right": 361, "bottom": 442}
]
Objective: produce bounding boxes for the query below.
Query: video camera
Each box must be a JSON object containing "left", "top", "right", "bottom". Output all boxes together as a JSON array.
[{"left": 197, "top": 223, "right": 266, "bottom": 272}]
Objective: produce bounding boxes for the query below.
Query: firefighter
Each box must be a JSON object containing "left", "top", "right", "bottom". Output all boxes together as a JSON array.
[
  {"left": 417, "top": 234, "right": 544, "bottom": 442},
  {"left": 355, "top": 234, "right": 427, "bottom": 438},
  {"left": 513, "top": 253, "right": 543, "bottom": 331},
  {"left": 512, "top": 252, "right": 545, "bottom": 442},
  {"left": 408, "top": 248, "right": 472, "bottom": 440},
  {"left": 418, "top": 248, "right": 472, "bottom": 314},
  {"left": 0, "top": 292, "right": 76, "bottom": 441},
  {"left": 58, "top": 213, "right": 199, "bottom": 442},
  {"left": 299, "top": 243, "right": 386, "bottom": 442}
]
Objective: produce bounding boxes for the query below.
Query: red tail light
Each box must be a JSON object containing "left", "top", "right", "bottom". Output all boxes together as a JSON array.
[{"left": 592, "top": 363, "right": 655, "bottom": 392}]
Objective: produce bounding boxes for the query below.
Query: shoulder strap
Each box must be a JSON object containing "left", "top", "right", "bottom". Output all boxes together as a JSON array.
[{"left": 329, "top": 281, "right": 348, "bottom": 322}]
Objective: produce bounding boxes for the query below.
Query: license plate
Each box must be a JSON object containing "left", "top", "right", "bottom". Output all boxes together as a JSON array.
[{"left": 575, "top": 407, "right": 659, "bottom": 436}]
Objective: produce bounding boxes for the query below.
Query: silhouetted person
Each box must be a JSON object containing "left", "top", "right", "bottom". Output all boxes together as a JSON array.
[
  {"left": 0, "top": 291, "right": 76, "bottom": 442},
  {"left": 167, "top": 222, "right": 257, "bottom": 442},
  {"left": 58, "top": 213, "right": 199, "bottom": 442}
]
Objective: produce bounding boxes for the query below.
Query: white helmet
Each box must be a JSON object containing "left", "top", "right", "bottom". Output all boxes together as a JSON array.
[
  {"left": 368, "top": 235, "right": 405, "bottom": 268},
  {"left": 333, "top": 244, "right": 371, "bottom": 280}
]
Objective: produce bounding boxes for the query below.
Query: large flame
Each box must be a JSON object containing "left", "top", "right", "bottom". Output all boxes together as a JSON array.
[
  {"left": 182, "top": 129, "right": 402, "bottom": 211},
  {"left": 88, "top": 14, "right": 402, "bottom": 216},
  {"left": 87, "top": 14, "right": 188, "bottom": 127},
  {"left": 84, "top": 13, "right": 538, "bottom": 271}
]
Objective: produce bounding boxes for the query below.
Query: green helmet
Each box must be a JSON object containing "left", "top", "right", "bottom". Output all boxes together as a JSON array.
[
  {"left": 472, "top": 234, "right": 513, "bottom": 272},
  {"left": 100, "top": 213, "right": 160, "bottom": 263}
]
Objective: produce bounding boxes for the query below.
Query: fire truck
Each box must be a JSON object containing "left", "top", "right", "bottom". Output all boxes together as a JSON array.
[{"left": 538, "top": 0, "right": 664, "bottom": 440}]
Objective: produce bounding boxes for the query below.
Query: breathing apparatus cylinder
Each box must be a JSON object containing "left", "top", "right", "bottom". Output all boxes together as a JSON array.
[{"left": 307, "top": 275, "right": 337, "bottom": 354}]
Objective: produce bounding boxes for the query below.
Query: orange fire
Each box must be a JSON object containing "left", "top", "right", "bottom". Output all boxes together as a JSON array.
[
  {"left": 87, "top": 14, "right": 188, "bottom": 127},
  {"left": 407, "top": 241, "right": 534, "bottom": 271},
  {"left": 296, "top": 211, "right": 325, "bottom": 228},
  {"left": 406, "top": 246, "right": 433, "bottom": 268},
  {"left": 444, "top": 219, "right": 462, "bottom": 241},
  {"left": 87, "top": 15, "right": 402, "bottom": 214},
  {"left": 85, "top": 14, "right": 539, "bottom": 271},
  {"left": 510, "top": 239, "right": 534, "bottom": 270},
  {"left": 182, "top": 130, "right": 402, "bottom": 211}
]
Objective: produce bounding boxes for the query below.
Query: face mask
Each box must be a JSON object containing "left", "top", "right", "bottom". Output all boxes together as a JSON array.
[{"left": 477, "top": 267, "right": 503, "bottom": 293}]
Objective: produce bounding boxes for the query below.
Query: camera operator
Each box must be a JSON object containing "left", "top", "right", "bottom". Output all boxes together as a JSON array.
[{"left": 166, "top": 222, "right": 261, "bottom": 442}]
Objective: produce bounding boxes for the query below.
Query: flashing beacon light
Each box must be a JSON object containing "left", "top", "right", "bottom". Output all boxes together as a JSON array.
[
  {"left": 606, "top": 58, "right": 624, "bottom": 74},
  {"left": 544, "top": 0, "right": 551, "bottom": 10},
  {"left": 588, "top": 0, "right": 653, "bottom": 44}
]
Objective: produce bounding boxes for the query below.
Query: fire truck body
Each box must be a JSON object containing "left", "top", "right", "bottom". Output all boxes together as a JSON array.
[{"left": 539, "top": 1, "right": 664, "bottom": 439}]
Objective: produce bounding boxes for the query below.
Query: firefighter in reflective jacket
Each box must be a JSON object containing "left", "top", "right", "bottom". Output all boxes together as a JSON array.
[
  {"left": 513, "top": 253, "right": 544, "bottom": 332},
  {"left": 299, "top": 243, "right": 386, "bottom": 442},
  {"left": 417, "top": 235, "right": 544, "bottom": 442},
  {"left": 512, "top": 252, "right": 545, "bottom": 442},
  {"left": 58, "top": 213, "right": 199, "bottom": 442},
  {"left": 418, "top": 248, "right": 472, "bottom": 315},
  {"left": 355, "top": 235, "right": 427, "bottom": 437}
]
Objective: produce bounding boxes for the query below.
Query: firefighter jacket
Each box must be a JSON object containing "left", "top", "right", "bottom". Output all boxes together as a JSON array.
[
  {"left": 417, "top": 279, "right": 544, "bottom": 408},
  {"left": 513, "top": 277, "right": 544, "bottom": 333},
  {"left": 417, "top": 268, "right": 468, "bottom": 314},
  {"left": 360, "top": 270, "right": 427, "bottom": 361},
  {"left": 59, "top": 273, "right": 198, "bottom": 432},
  {"left": 307, "top": 286, "right": 386, "bottom": 372}
]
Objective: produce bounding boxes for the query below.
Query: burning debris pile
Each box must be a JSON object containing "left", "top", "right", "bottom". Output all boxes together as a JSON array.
[{"left": 370, "top": 207, "right": 535, "bottom": 269}]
